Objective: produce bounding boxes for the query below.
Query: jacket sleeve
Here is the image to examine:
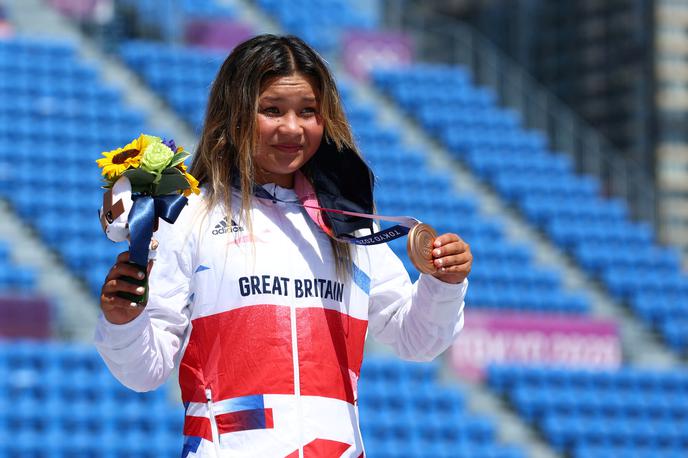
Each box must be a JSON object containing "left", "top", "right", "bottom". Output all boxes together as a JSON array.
[
  {"left": 366, "top": 243, "right": 467, "bottom": 362},
  {"left": 94, "top": 215, "right": 195, "bottom": 392}
]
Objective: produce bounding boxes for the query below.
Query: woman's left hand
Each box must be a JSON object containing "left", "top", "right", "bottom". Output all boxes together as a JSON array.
[{"left": 431, "top": 233, "right": 472, "bottom": 284}]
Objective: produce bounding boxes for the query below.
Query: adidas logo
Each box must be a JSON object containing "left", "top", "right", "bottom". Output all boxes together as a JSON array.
[{"left": 212, "top": 217, "right": 245, "bottom": 235}]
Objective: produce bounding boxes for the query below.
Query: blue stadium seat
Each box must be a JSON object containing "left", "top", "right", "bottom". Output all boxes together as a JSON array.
[
  {"left": 488, "top": 365, "right": 688, "bottom": 456},
  {"left": 371, "top": 64, "right": 688, "bottom": 352},
  {"left": 0, "top": 340, "right": 187, "bottom": 456}
]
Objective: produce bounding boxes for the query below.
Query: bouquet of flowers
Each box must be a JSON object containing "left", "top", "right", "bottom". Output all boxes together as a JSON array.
[{"left": 96, "top": 134, "right": 199, "bottom": 304}]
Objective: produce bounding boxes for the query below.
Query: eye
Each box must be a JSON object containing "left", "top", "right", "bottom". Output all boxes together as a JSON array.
[
  {"left": 260, "top": 106, "right": 280, "bottom": 116},
  {"left": 301, "top": 107, "right": 318, "bottom": 117}
]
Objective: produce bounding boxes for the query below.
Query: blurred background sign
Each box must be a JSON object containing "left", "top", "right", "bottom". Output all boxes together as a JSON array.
[
  {"left": 342, "top": 29, "right": 413, "bottom": 80},
  {"left": 452, "top": 310, "right": 622, "bottom": 381}
]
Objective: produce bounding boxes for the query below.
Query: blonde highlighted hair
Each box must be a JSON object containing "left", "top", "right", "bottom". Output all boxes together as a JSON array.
[{"left": 189, "top": 34, "right": 362, "bottom": 277}]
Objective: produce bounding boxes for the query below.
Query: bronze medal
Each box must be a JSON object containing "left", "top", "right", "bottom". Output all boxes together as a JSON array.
[{"left": 407, "top": 223, "right": 438, "bottom": 274}]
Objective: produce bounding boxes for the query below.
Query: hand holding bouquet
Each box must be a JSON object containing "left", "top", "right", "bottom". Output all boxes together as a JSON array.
[{"left": 96, "top": 134, "right": 199, "bottom": 304}]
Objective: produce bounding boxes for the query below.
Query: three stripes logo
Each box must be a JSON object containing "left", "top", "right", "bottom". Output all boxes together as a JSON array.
[{"left": 212, "top": 217, "right": 245, "bottom": 235}]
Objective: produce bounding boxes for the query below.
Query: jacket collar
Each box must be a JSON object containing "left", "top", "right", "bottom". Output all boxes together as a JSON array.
[{"left": 231, "top": 139, "right": 375, "bottom": 237}]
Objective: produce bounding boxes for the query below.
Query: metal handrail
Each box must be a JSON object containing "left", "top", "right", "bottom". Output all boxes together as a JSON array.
[{"left": 382, "top": 1, "right": 656, "bottom": 226}]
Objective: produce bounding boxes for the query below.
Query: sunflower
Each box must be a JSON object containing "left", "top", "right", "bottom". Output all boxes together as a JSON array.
[
  {"left": 96, "top": 134, "right": 161, "bottom": 180},
  {"left": 177, "top": 162, "right": 201, "bottom": 196}
]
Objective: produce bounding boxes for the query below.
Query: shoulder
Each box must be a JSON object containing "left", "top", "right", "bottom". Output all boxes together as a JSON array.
[{"left": 155, "top": 191, "right": 212, "bottom": 245}]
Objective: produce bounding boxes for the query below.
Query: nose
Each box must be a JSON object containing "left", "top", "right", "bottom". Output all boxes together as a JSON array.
[{"left": 278, "top": 111, "right": 302, "bottom": 135}]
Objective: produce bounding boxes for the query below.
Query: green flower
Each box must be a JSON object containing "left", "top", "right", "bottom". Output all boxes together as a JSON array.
[{"left": 140, "top": 142, "right": 174, "bottom": 175}]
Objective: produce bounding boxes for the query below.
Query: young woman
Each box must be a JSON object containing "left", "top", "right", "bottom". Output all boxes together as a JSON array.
[{"left": 96, "top": 34, "right": 472, "bottom": 458}]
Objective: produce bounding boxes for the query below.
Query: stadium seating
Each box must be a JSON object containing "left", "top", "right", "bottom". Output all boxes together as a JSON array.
[
  {"left": 488, "top": 365, "right": 688, "bottom": 457},
  {"left": 0, "top": 340, "right": 184, "bottom": 457},
  {"left": 360, "top": 357, "right": 524, "bottom": 458},
  {"left": 3, "top": 1, "right": 686, "bottom": 456},
  {"left": 0, "top": 240, "right": 37, "bottom": 293},
  {"left": 0, "top": 37, "right": 147, "bottom": 297},
  {"left": 255, "top": 0, "right": 377, "bottom": 54},
  {"left": 371, "top": 65, "right": 688, "bottom": 352},
  {"left": 116, "top": 0, "right": 236, "bottom": 42},
  {"left": 0, "top": 203, "right": 50, "bottom": 340},
  {"left": 119, "top": 40, "right": 224, "bottom": 131}
]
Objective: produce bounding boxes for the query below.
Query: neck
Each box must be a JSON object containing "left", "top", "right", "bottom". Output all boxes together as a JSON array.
[{"left": 254, "top": 170, "right": 295, "bottom": 189}]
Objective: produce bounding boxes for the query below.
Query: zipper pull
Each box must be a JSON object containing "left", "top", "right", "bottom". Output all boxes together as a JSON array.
[{"left": 205, "top": 388, "right": 222, "bottom": 455}]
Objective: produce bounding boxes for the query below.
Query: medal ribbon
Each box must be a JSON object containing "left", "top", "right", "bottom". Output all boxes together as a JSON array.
[{"left": 253, "top": 174, "right": 421, "bottom": 246}]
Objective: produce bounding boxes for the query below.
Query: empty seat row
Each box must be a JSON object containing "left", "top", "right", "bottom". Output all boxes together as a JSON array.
[
  {"left": 511, "top": 385, "right": 688, "bottom": 422},
  {"left": 112, "top": 0, "right": 236, "bottom": 43},
  {"left": 361, "top": 411, "right": 495, "bottom": 444},
  {"left": 372, "top": 64, "right": 472, "bottom": 88},
  {"left": 467, "top": 283, "right": 590, "bottom": 313},
  {"left": 0, "top": 38, "right": 75, "bottom": 58},
  {"left": 488, "top": 365, "right": 688, "bottom": 394},
  {"left": 0, "top": 242, "right": 37, "bottom": 293},
  {"left": 0, "top": 266, "right": 37, "bottom": 292},
  {"left": 0, "top": 100, "right": 145, "bottom": 124},
  {"left": 542, "top": 413, "right": 688, "bottom": 451},
  {"left": 0, "top": 118, "right": 140, "bottom": 140},
  {"left": 465, "top": 148, "right": 573, "bottom": 178},
  {"left": 419, "top": 107, "right": 522, "bottom": 132},
  {"left": 0, "top": 37, "right": 142, "bottom": 298},
  {"left": 372, "top": 64, "right": 688, "bottom": 352},
  {"left": 574, "top": 444, "right": 686, "bottom": 458},
  {"left": 573, "top": 242, "right": 680, "bottom": 275},
  {"left": 487, "top": 365, "right": 688, "bottom": 455},
  {"left": 548, "top": 218, "right": 654, "bottom": 248}
]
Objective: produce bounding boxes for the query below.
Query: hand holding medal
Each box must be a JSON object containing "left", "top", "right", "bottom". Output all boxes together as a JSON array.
[
  {"left": 407, "top": 223, "right": 437, "bottom": 274},
  {"left": 407, "top": 223, "right": 472, "bottom": 284}
]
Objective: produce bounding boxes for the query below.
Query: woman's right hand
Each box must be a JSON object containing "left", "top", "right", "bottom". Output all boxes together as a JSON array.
[{"left": 100, "top": 251, "right": 152, "bottom": 325}]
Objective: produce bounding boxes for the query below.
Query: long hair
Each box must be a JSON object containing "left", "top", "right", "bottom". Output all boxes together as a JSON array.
[{"left": 189, "top": 34, "right": 360, "bottom": 278}]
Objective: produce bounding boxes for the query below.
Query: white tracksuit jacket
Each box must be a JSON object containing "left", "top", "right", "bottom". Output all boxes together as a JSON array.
[{"left": 95, "top": 184, "right": 467, "bottom": 458}]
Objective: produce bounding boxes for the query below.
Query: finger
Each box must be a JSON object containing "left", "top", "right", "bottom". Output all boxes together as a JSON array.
[
  {"left": 432, "top": 263, "right": 471, "bottom": 284},
  {"left": 432, "top": 233, "right": 460, "bottom": 248},
  {"left": 115, "top": 251, "right": 130, "bottom": 263},
  {"left": 435, "top": 260, "right": 472, "bottom": 276},
  {"left": 106, "top": 262, "right": 146, "bottom": 282},
  {"left": 102, "top": 278, "right": 147, "bottom": 296},
  {"left": 432, "top": 240, "right": 469, "bottom": 258},
  {"left": 100, "top": 293, "right": 141, "bottom": 311},
  {"left": 434, "top": 252, "right": 472, "bottom": 269}
]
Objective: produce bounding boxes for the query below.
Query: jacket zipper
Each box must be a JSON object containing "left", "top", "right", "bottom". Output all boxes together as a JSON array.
[
  {"left": 206, "top": 388, "right": 222, "bottom": 457},
  {"left": 283, "top": 205, "right": 304, "bottom": 458},
  {"left": 290, "top": 261, "right": 304, "bottom": 458},
  {"left": 273, "top": 200, "right": 304, "bottom": 458}
]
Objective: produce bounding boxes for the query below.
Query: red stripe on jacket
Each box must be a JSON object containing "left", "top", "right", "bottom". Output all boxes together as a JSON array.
[
  {"left": 297, "top": 307, "right": 368, "bottom": 403},
  {"left": 180, "top": 304, "right": 294, "bottom": 403},
  {"left": 285, "top": 438, "right": 352, "bottom": 458},
  {"left": 179, "top": 304, "right": 368, "bottom": 405},
  {"left": 183, "top": 415, "right": 212, "bottom": 441}
]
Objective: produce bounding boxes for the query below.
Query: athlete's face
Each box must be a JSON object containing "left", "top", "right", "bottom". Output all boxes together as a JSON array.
[{"left": 254, "top": 73, "right": 324, "bottom": 188}]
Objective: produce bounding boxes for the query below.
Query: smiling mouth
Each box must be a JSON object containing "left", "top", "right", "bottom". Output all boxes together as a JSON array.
[{"left": 273, "top": 144, "right": 302, "bottom": 153}]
